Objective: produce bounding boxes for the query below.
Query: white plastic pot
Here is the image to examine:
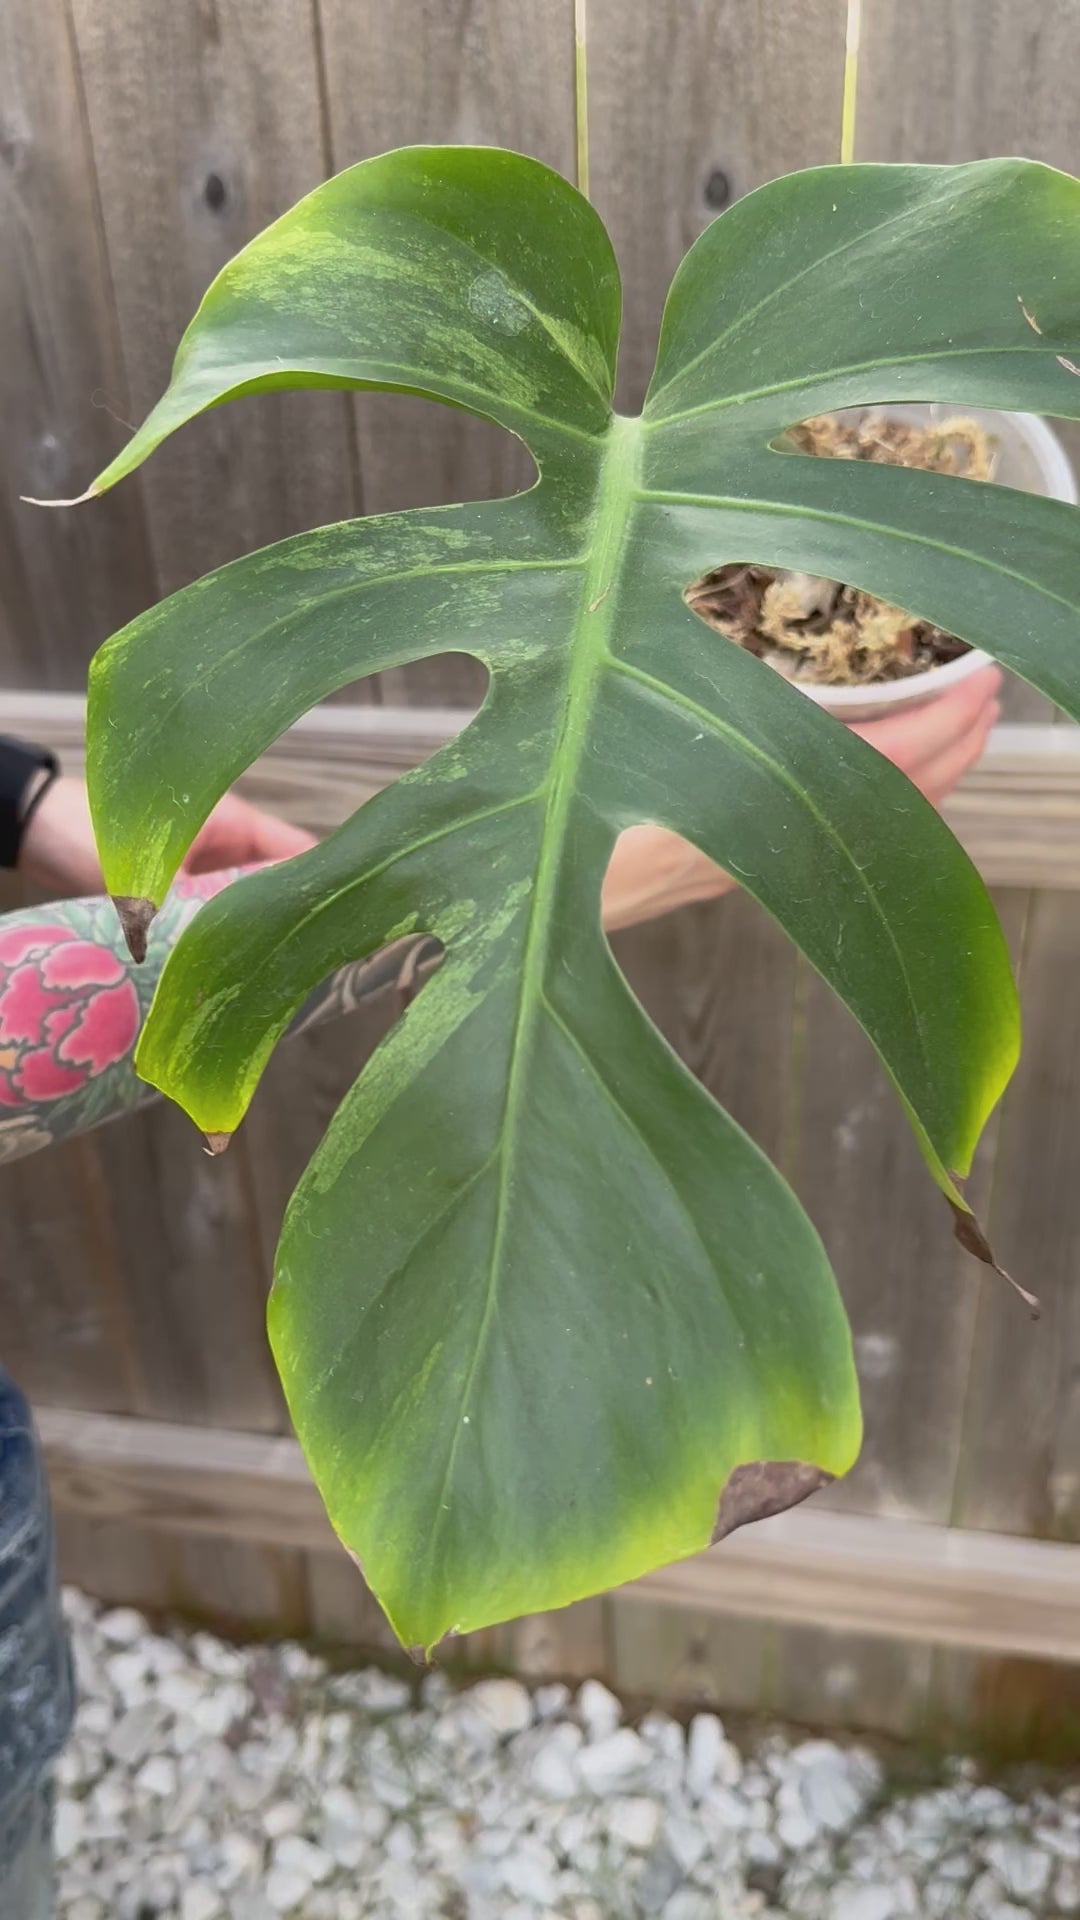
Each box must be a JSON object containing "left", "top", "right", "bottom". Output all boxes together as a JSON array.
[{"left": 797, "top": 405, "right": 1077, "bottom": 722}]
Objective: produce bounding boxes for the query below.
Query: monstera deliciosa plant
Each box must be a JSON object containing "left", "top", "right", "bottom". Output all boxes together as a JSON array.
[{"left": 69, "top": 148, "right": 1080, "bottom": 1653}]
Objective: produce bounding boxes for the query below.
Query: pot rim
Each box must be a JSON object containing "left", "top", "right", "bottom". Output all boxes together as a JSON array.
[{"left": 796, "top": 410, "right": 1077, "bottom": 716}]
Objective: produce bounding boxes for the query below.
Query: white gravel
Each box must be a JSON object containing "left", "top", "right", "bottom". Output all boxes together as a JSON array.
[{"left": 55, "top": 1588, "right": 1080, "bottom": 1919}]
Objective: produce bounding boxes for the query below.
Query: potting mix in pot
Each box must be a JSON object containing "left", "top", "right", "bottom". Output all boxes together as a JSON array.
[{"left": 688, "top": 412, "right": 995, "bottom": 686}]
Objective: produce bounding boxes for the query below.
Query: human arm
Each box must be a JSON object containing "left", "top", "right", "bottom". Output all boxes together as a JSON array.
[
  {"left": 0, "top": 869, "right": 427, "bottom": 1164},
  {"left": 16, "top": 777, "right": 313, "bottom": 896},
  {"left": 1, "top": 765, "right": 319, "bottom": 1161}
]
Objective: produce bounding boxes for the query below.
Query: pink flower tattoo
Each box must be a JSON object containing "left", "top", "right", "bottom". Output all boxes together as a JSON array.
[{"left": 0, "top": 922, "right": 140, "bottom": 1108}]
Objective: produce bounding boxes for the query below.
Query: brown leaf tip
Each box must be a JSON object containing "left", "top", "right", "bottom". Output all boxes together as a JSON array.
[
  {"left": 203, "top": 1132, "right": 233, "bottom": 1156},
  {"left": 112, "top": 895, "right": 157, "bottom": 964},
  {"left": 19, "top": 484, "right": 102, "bottom": 508},
  {"left": 948, "top": 1201, "right": 1040, "bottom": 1318},
  {"left": 711, "top": 1459, "right": 834, "bottom": 1545}
]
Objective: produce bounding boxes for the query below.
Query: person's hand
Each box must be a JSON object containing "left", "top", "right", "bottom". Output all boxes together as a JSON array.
[
  {"left": 601, "top": 665, "right": 1002, "bottom": 932},
  {"left": 846, "top": 664, "right": 1001, "bottom": 805},
  {"left": 180, "top": 791, "right": 315, "bottom": 874},
  {"left": 17, "top": 777, "right": 314, "bottom": 897}
]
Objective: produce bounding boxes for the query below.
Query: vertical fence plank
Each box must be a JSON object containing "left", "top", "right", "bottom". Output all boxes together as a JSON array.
[
  {"left": 855, "top": 0, "right": 1080, "bottom": 1730},
  {"left": 854, "top": 0, "right": 1080, "bottom": 721},
  {"left": 83, "top": 1102, "right": 312, "bottom": 1633},
  {"left": 791, "top": 892, "right": 1029, "bottom": 1528},
  {"left": 58, "top": 0, "right": 362, "bottom": 1632},
  {"left": 493, "top": 1602, "right": 611, "bottom": 1688},
  {"left": 305, "top": 1546, "right": 403, "bottom": 1654},
  {"left": 611, "top": 1603, "right": 775, "bottom": 1718},
  {"left": 585, "top": 0, "right": 848, "bottom": 410},
  {"left": 56, "top": 1515, "right": 185, "bottom": 1620},
  {"left": 855, "top": 0, "right": 1080, "bottom": 172},
  {"left": 86, "top": 1110, "right": 287, "bottom": 1434},
  {"left": 67, "top": 0, "right": 358, "bottom": 600},
  {"left": 770, "top": 1628, "right": 935, "bottom": 1741},
  {"left": 0, "top": 0, "right": 158, "bottom": 687},
  {"left": 315, "top": 0, "right": 577, "bottom": 704},
  {"left": 949, "top": 892, "right": 1080, "bottom": 1541},
  {"left": 776, "top": 890, "right": 1028, "bottom": 1731},
  {"left": 0, "top": 1136, "right": 137, "bottom": 1413}
]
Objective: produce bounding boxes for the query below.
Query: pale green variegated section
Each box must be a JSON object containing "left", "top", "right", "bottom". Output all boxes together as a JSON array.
[
  {"left": 88, "top": 146, "right": 621, "bottom": 497},
  {"left": 86, "top": 148, "right": 1080, "bottom": 1648}
]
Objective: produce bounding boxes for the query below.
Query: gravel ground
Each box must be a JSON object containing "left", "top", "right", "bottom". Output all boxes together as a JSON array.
[{"left": 55, "top": 1588, "right": 1080, "bottom": 1920}]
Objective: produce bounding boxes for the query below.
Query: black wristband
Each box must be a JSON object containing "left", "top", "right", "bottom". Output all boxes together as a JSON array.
[{"left": 0, "top": 737, "right": 60, "bottom": 870}]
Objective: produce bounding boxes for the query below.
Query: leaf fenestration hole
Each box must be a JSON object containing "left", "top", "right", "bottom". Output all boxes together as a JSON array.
[{"left": 684, "top": 559, "right": 974, "bottom": 690}]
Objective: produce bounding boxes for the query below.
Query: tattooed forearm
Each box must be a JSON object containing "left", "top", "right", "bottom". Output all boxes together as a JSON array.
[
  {"left": 0, "top": 868, "right": 441, "bottom": 1165},
  {"left": 0, "top": 870, "right": 237, "bottom": 1163}
]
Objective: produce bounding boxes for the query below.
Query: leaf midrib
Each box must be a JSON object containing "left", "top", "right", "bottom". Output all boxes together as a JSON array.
[{"left": 426, "top": 416, "right": 642, "bottom": 1569}]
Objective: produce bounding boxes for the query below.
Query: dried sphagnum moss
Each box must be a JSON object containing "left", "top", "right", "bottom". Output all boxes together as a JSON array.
[{"left": 687, "top": 413, "right": 996, "bottom": 687}]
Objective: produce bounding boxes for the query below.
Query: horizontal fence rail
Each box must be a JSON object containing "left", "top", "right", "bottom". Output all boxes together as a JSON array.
[
  {"left": 11, "top": 691, "right": 1080, "bottom": 892},
  {"left": 38, "top": 1408, "right": 1080, "bottom": 1668}
]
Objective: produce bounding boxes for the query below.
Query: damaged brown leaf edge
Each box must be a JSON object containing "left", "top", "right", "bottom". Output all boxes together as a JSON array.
[
  {"left": 711, "top": 1459, "right": 834, "bottom": 1544},
  {"left": 113, "top": 892, "right": 233, "bottom": 1158}
]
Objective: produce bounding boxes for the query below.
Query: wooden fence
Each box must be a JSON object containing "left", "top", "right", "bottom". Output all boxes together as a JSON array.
[{"left": 4, "top": 0, "right": 1080, "bottom": 1749}]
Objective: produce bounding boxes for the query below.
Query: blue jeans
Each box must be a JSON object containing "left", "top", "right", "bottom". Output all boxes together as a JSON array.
[{"left": 0, "top": 1369, "right": 74, "bottom": 1919}]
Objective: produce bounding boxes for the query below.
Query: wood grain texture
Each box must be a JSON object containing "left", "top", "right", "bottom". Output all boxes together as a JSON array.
[
  {"left": 13, "top": 692, "right": 1080, "bottom": 888},
  {"left": 56, "top": 1513, "right": 184, "bottom": 1618},
  {"left": 610, "top": 1602, "right": 777, "bottom": 1716},
  {"left": 790, "top": 893, "right": 1029, "bottom": 1528},
  {"left": 67, "top": 0, "right": 358, "bottom": 600},
  {"left": 0, "top": 1135, "right": 140, "bottom": 1413},
  {"left": 57, "top": 1511, "right": 307, "bottom": 1635},
  {"left": 86, "top": 1104, "right": 286, "bottom": 1434},
  {"left": 305, "top": 1548, "right": 402, "bottom": 1653},
  {"left": 315, "top": 0, "right": 577, "bottom": 704},
  {"left": 949, "top": 891, "right": 1080, "bottom": 1540},
  {"left": 853, "top": 0, "right": 1080, "bottom": 722},
  {"left": 781, "top": 889, "right": 1026, "bottom": 1730},
  {"left": 854, "top": 0, "right": 1080, "bottom": 172},
  {"left": 494, "top": 1602, "right": 611, "bottom": 1686},
  {"left": 584, "top": 0, "right": 848, "bottom": 409},
  {"left": 87, "top": 1099, "right": 304, "bottom": 1626},
  {"left": 0, "top": 0, "right": 158, "bottom": 687},
  {"left": 929, "top": 887, "right": 1080, "bottom": 1764},
  {"left": 859, "top": 0, "right": 1080, "bottom": 1646},
  {"left": 769, "top": 1626, "right": 934, "bottom": 1740}
]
